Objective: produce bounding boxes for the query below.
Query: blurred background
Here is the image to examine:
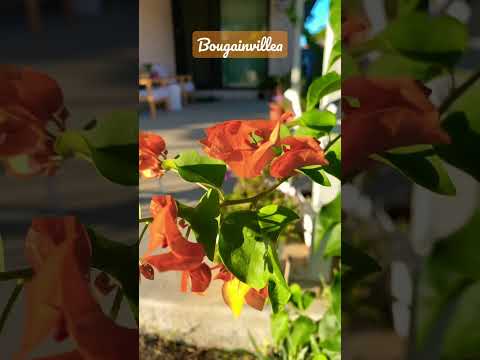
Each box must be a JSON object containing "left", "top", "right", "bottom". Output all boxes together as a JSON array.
[{"left": 0, "top": 0, "right": 138, "bottom": 357}]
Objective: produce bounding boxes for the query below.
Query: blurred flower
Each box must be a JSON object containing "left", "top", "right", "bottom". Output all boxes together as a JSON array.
[
  {"left": 342, "top": 13, "right": 370, "bottom": 46},
  {"left": 32, "top": 243, "right": 138, "bottom": 360},
  {"left": 18, "top": 217, "right": 92, "bottom": 359},
  {"left": 269, "top": 103, "right": 294, "bottom": 124},
  {"left": 0, "top": 66, "right": 68, "bottom": 177},
  {"left": 0, "top": 65, "right": 67, "bottom": 124},
  {"left": 342, "top": 77, "right": 450, "bottom": 176},
  {"left": 214, "top": 265, "right": 268, "bottom": 317},
  {"left": 142, "top": 195, "right": 211, "bottom": 293},
  {"left": 4, "top": 139, "right": 59, "bottom": 176},
  {"left": 0, "top": 106, "right": 45, "bottom": 157},
  {"left": 200, "top": 119, "right": 281, "bottom": 178},
  {"left": 139, "top": 132, "right": 167, "bottom": 179},
  {"left": 270, "top": 136, "right": 328, "bottom": 178}
]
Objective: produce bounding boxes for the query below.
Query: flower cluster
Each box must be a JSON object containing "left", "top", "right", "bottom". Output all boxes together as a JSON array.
[
  {"left": 200, "top": 117, "right": 328, "bottom": 179},
  {"left": 0, "top": 66, "right": 68, "bottom": 176},
  {"left": 139, "top": 132, "right": 167, "bottom": 178}
]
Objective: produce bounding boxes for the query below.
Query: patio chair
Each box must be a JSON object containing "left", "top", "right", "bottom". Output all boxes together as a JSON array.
[
  {"left": 176, "top": 75, "right": 195, "bottom": 104},
  {"left": 139, "top": 77, "right": 170, "bottom": 119}
]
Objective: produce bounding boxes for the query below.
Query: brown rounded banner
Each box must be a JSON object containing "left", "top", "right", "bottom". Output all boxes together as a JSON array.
[{"left": 192, "top": 31, "right": 288, "bottom": 59}]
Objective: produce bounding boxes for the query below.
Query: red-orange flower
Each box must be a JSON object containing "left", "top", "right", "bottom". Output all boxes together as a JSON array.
[
  {"left": 270, "top": 136, "right": 328, "bottom": 178},
  {"left": 342, "top": 77, "right": 450, "bottom": 176},
  {"left": 142, "top": 195, "right": 211, "bottom": 293},
  {"left": 32, "top": 243, "right": 138, "bottom": 360},
  {"left": 0, "top": 65, "right": 66, "bottom": 124},
  {"left": 342, "top": 13, "right": 370, "bottom": 46},
  {"left": 3, "top": 139, "right": 59, "bottom": 176},
  {"left": 19, "top": 217, "right": 93, "bottom": 359},
  {"left": 0, "top": 106, "right": 45, "bottom": 157},
  {"left": 200, "top": 119, "right": 281, "bottom": 178},
  {"left": 269, "top": 103, "right": 294, "bottom": 124},
  {"left": 139, "top": 132, "right": 167, "bottom": 178}
]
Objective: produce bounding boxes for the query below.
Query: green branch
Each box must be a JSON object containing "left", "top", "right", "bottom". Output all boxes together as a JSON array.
[
  {"left": 325, "top": 133, "right": 341, "bottom": 152},
  {"left": 0, "top": 280, "right": 24, "bottom": 333},
  {"left": 0, "top": 268, "right": 33, "bottom": 281},
  {"left": 439, "top": 69, "right": 480, "bottom": 115},
  {"left": 221, "top": 178, "right": 288, "bottom": 207}
]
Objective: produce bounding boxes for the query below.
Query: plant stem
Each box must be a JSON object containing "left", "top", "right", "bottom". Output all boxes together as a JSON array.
[
  {"left": 138, "top": 223, "right": 149, "bottom": 244},
  {"left": 439, "top": 69, "right": 480, "bottom": 115},
  {"left": 139, "top": 217, "right": 153, "bottom": 223},
  {"left": 286, "top": 119, "right": 301, "bottom": 128},
  {"left": 0, "top": 268, "right": 33, "bottom": 281},
  {"left": 325, "top": 133, "right": 341, "bottom": 152},
  {"left": 0, "top": 280, "right": 24, "bottom": 333},
  {"left": 109, "top": 287, "right": 123, "bottom": 320},
  {"left": 221, "top": 179, "right": 287, "bottom": 207}
]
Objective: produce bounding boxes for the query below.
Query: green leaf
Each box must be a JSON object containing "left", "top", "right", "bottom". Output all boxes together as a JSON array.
[
  {"left": 219, "top": 209, "right": 292, "bottom": 309},
  {"left": 55, "top": 111, "right": 139, "bottom": 186},
  {"left": 294, "top": 126, "right": 325, "bottom": 138},
  {"left": 367, "top": 54, "right": 444, "bottom": 81},
  {"left": 323, "top": 223, "right": 341, "bottom": 258},
  {"left": 372, "top": 150, "right": 456, "bottom": 195},
  {"left": 266, "top": 243, "right": 291, "bottom": 313},
  {"left": 381, "top": 13, "right": 468, "bottom": 67},
  {"left": 290, "top": 316, "right": 317, "bottom": 355},
  {"left": 313, "top": 193, "right": 341, "bottom": 256},
  {"left": 322, "top": 138, "right": 341, "bottom": 180},
  {"left": 289, "top": 283, "right": 315, "bottom": 311},
  {"left": 298, "top": 110, "right": 336, "bottom": 132},
  {"left": 177, "top": 189, "right": 220, "bottom": 260},
  {"left": 328, "top": 40, "right": 341, "bottom": 69},
  {"left": 436, "top": 112, "right": 480, "bottom": 182},
  {"left": 298, "top": 166, "right": 331, "bottom": 186},
  {"left": 87, "top": 229, "right": 138, "bottom": 322},
  {"left": 174, "top": 150, "right": 227, "bottom": 188},
  {"left": 219, "top": 211, "right": 269, "bottom": 289},
  {"left": 82, "top": 111, "right": 138, "bottom": 148},
  {"left": 306, "top": 73, "right": 341, "bottom": 111},
  {"left": 257, "top": 204, "right": 299, "bottom": 241},
  {"left": 55, "top": 131, "right": 91, "bottom": 158},
  {"left": 329, "top": 0, "right": 341, "bottom": 43},
  {"left": 430, "top": 211, "right": 480, "bottom": 280},
  {"left": 89, "top": 145, "right": 138, "bottom": 186},
  {"left": 342, "top": 241, "right": 381, "bottom": 289},
  {"left": 271, "top": 310, "right": 290, "bottom": 346}
]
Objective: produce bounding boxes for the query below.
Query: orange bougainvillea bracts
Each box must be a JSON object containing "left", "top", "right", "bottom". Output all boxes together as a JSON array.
[
  {"left": 342, "top": 14, "right": 370, "bottom": 46},
  {"left": 200, "top": 118, "right": 281, "bottom": 178},
  {"left": 0, "top": 66, "right": 68, "bottom": 176},
  {"left": 0, "top": 65, "right": 67, "bottom": 124},
  {"left": 31, "top": 243, "right": 138, "bottom": 360},
  {"left": 0, "top": 106, "right": 45, "bottom": 157},
  {"left": 342, "top": 77, "right": 451, "bottom": 176},
  {"left": 139, "top": 132, "right": 167, "bottom": 178},
  {"left": 214, "top": 265, "right": 268, "bottom": 317},
  {"left": 270, "top": 136, "right": 329, "bottom": 178},
  {"left": 269, "top": 103, "right": 295, "bottom": 124},
  {"left": 18, "top": 217, "right": 92, "bottom": 360},
  {"left": 142, "top": 195, "right": 211, "bottom": 293}
]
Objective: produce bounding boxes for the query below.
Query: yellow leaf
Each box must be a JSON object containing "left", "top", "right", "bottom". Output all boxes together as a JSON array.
[{"left": 222, "top": 278, "right": 250, "bottom": 318}]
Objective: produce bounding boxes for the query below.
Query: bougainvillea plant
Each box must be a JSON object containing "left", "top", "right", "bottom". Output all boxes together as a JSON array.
[
  {"left": 138, "top": 92, "right": 340, "bottom": 316},
  {"left": 343, "top": 2, "right": 480, "bottom": 359},
  {"left": 0, "top": 65, "right": 138, "bottom": 359}
]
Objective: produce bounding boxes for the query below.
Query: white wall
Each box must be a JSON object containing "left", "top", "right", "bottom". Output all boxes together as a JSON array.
[{"left": 139, "top": 0, "right": 176, "bottom": 75}]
